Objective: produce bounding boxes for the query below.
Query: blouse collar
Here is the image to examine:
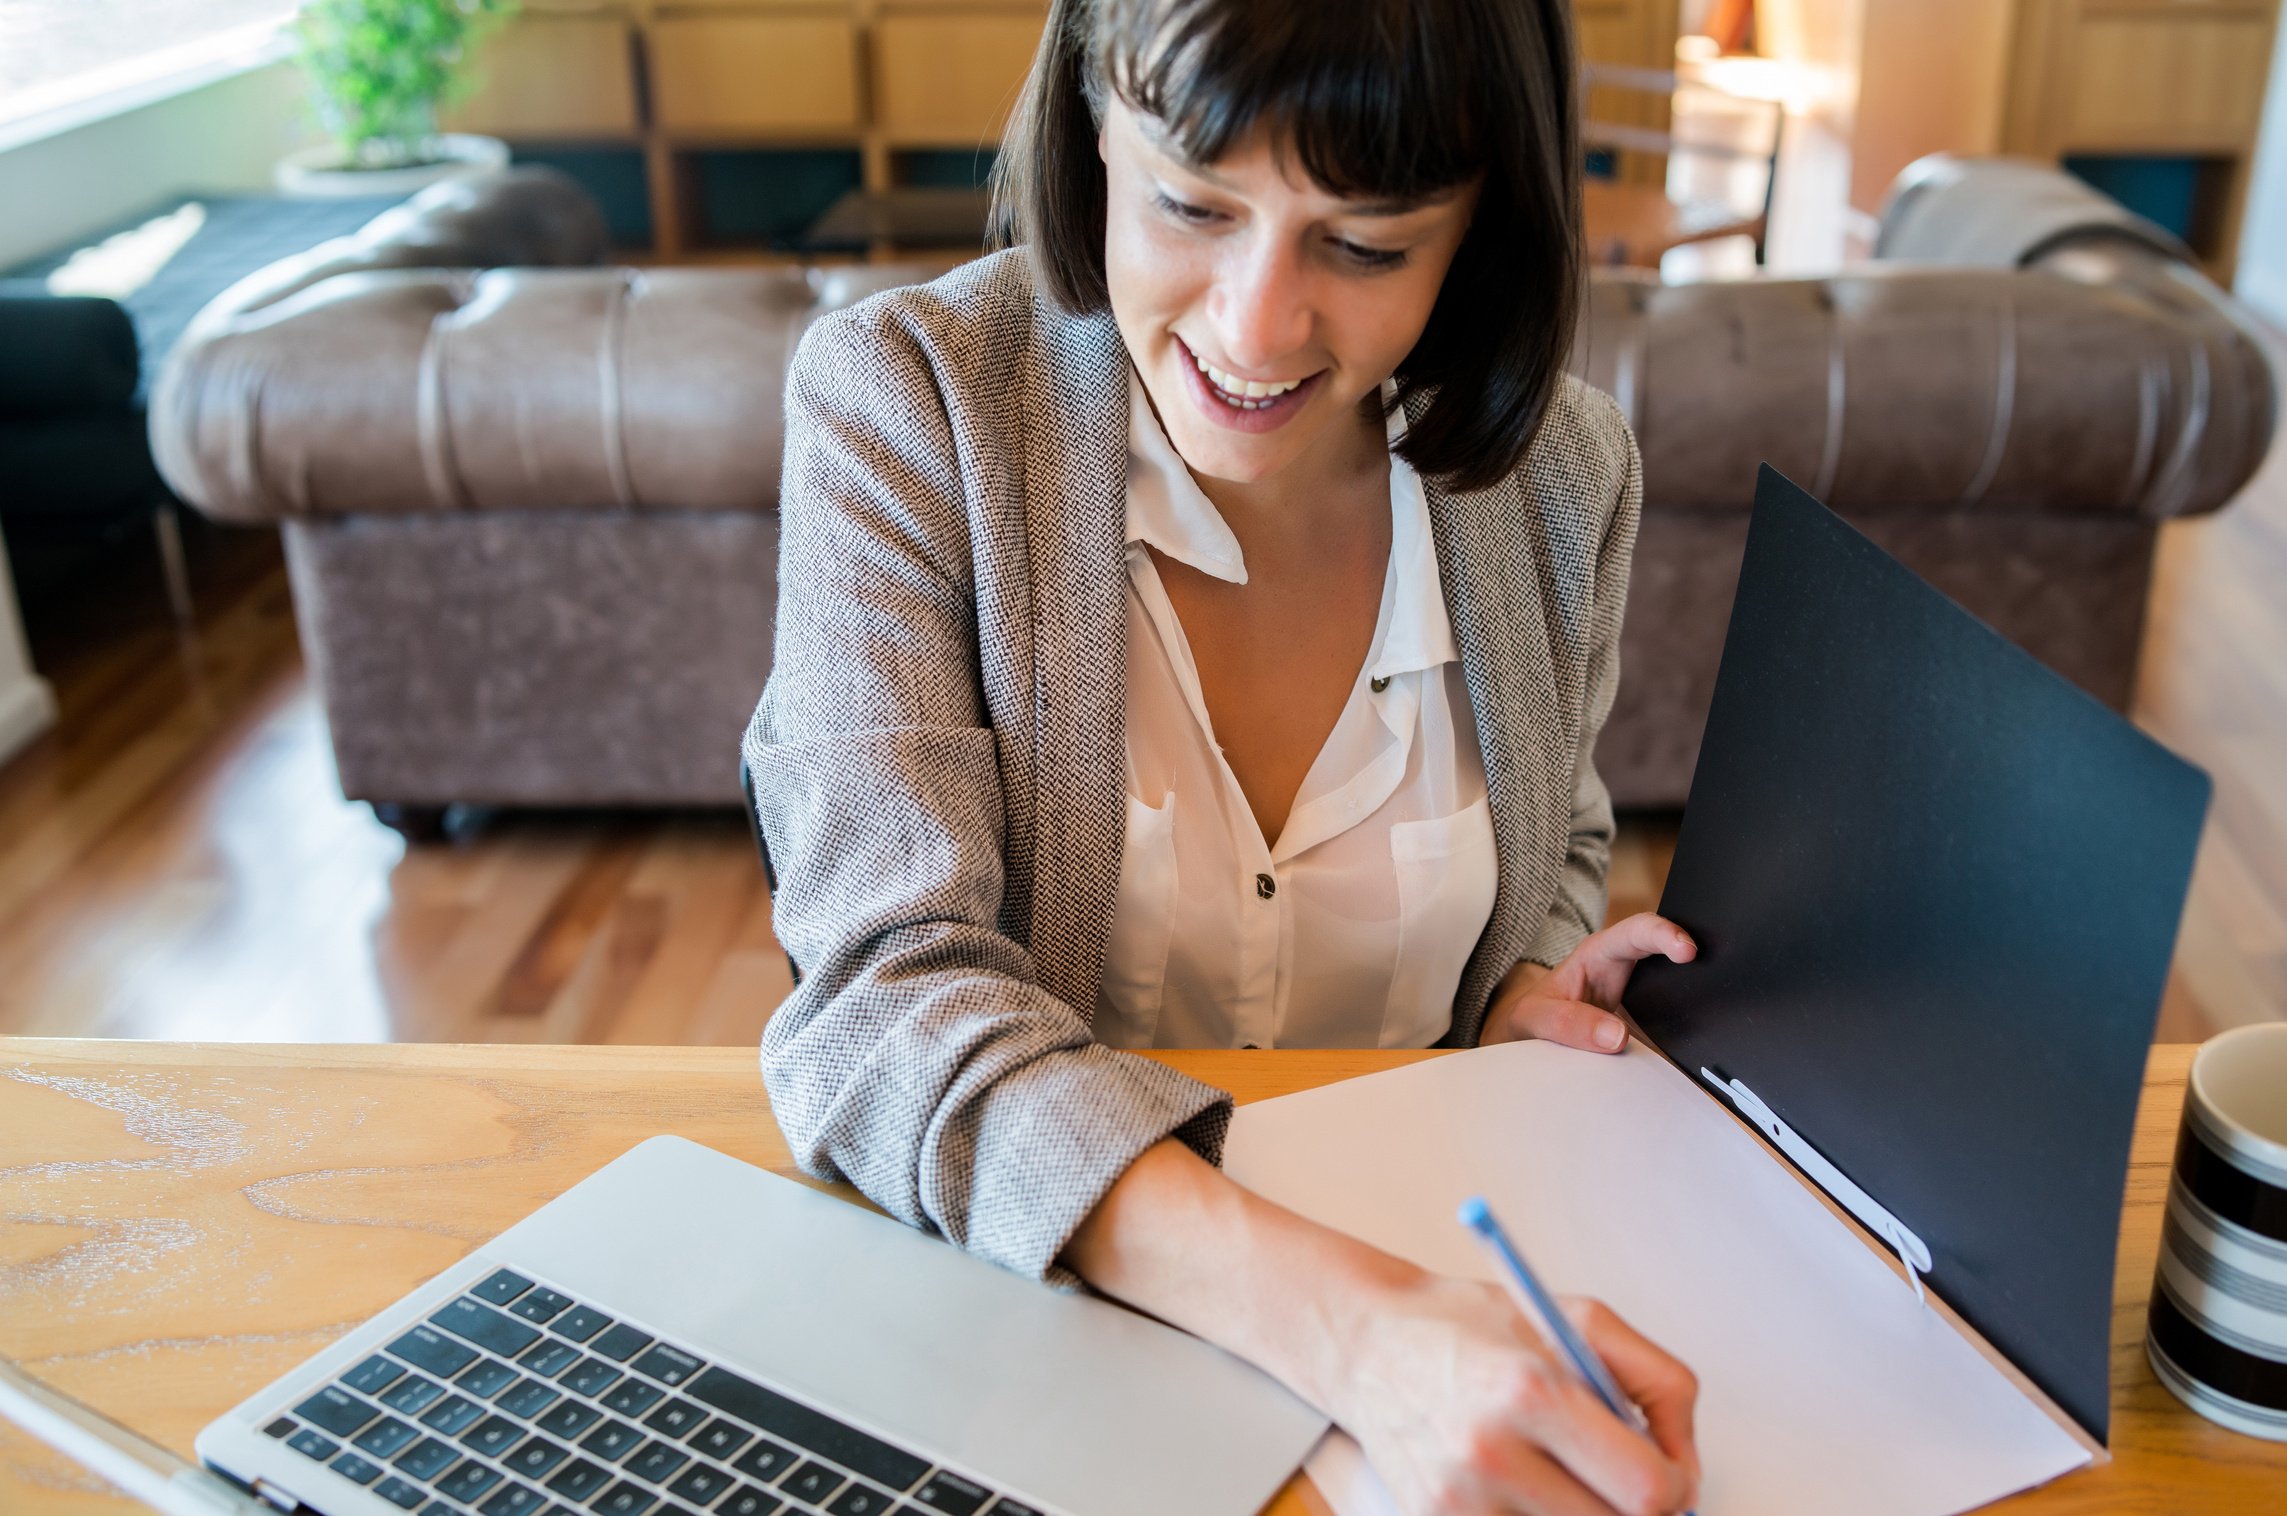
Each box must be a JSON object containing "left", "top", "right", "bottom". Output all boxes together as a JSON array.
[{"left": 1123, "top": 370, "right": 1458, "bottom": 676}]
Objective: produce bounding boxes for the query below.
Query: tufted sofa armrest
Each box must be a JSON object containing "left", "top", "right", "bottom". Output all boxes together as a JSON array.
[{"left": 1572, "top": 156, "right": 2273, "bottom": 522}]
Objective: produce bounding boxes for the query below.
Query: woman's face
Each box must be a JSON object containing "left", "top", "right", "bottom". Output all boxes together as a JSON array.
[{"left": 1100, "top": 95, "right": 1477, "bottom": 489}]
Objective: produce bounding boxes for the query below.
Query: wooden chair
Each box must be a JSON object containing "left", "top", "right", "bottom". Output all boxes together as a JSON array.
[{"left": 1580, "top": 62, "right": 1784, "bottom": 269}]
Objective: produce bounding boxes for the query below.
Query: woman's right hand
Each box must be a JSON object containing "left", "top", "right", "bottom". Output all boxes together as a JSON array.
[{"left": 1332, "top": 1272, "right": 1701, "bottom": 1516}]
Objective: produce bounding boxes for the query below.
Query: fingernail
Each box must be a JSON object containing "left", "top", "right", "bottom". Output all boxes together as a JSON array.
[{"left": 1597, "top": 1020, "right": 1625, "bottom": 1051}]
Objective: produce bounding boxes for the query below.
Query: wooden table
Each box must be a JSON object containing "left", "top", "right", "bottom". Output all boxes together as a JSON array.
[{"left": 0, "top": 1041, "right": 2280, "bottom": 1514}]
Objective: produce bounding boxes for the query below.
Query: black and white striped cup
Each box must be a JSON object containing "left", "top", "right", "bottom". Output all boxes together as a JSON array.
[{"left": 2147, "top": 1022, "right": 2287, "bottom": 1440}]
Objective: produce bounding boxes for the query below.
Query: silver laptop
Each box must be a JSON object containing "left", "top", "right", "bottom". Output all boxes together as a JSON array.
[{"left": 3, "top": 1136, "right": 1326, "bottom": 1516}]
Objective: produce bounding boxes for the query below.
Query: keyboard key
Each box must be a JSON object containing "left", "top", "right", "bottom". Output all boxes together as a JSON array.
[
  {"left": 509, "top": 1287, "right": 572, "bottom": 1324},
  {"left": 330, "top": 1452, "right": 383, "bottom": 1485},
  {"left": 590, "top": 1324, "right": 653, "bottom": 1363},
  {"left": 479, "top": 1482, "right": 548, "bottom": 1516},
  {"left": 461, "top": 1414, "right": 525, "bottom": 1457},
  {"left": 688, "top": 1419, "right": 752, "bottom": 1460},
  {"left": 827, "top": 1483, "right": 893, "bottom": 1516},
  {"left": 460, "top": 1359, "right": 521, "bottom": 1399},
  {"left": 780, "top": 1462, "right": 844, "bottom": 1506},
  {"left": 295, "top": 1387, "right": 380, "bottom": 1439},
  {"left": 642, "top": 1399, "right": 704, "bottom": 1438},
  {"left": 714, "top": 1489, "right": 781, "bottom": 1516},
  {"left": 580, "top": 1419, "right": 646, "bottom": 1462},
  {"left": 391, "top": 1326, "right": 479, "bottom": 1379},
  {"left": 421, "top": 1394, "right": 485, "bottom": 1436},
  {"left": 498, "top": 1377, "right": 562, "bottom": 1419},
  {"left": 286, "top": 1429, "right": 339, "bottom": 1463},
  {"left": 602, "top": 1379, "right": 664, "bottom": 1417},
  {"left": 435, "top": 1298, "right": 544, "bottom": 1358},
  {"left": 536, "top": 1401, "right": 603, "bottom": 1440},
  {"left": 728, "top": 1439, "right": 796, "bottom": 1484},
  {"left": 552, "top": 1306, "right": 612, "bottom": 1343},
  {"left": 544, "top": 1457, "right": 612, "bottom": 1501},
  {"left": 520, "top": 1340, "right": 582, "bottom": 1378},
  {"left": 394, "top": 1437, "right": 460, "bottom": 1479},
  {"left": 437, "top": 1459, "right": 505, "bottom": 1502},
  {"left": 473, "top": 1269, "right": 535, "bottom": 1306},
  {"left": 345, "top": 1354, "right": 408, "bottom": 1395},
  {"left": 503, "top": 1434, "right": 572, "bottom": 1479},
  {"left": 381, "top": 1374, "right": 447, "bottom": 1415},
  {"left": 911, "top": 1473, "right": 989, "bottom": 1516},
  {"left": 562, "top": 1358, "right": 622, "bottom": 1397},
  {"left": 374, "top": 1475, "right": 427, "bottom": 1510},
  {"left": 354, "top": 1417, "right": 421, "bottom": 1459},
  {"left": 629, "top": 1345, "right": 702, "bottom": 1387},
  {"left": 689, "top": 1368, "right": 929, "bottom": 1493},
  {"left": 624, "top": 1440, "right": 688, "bottom": 1484},
  {"left": 262, "top": 1418, "right": 296, "bottom": 1439},
  {"left": 667, "top": 1465, "right": 735, "bottom": 1506},
  {"left": 591, "top": 1481, "right": 658, "bottom": 1515}
]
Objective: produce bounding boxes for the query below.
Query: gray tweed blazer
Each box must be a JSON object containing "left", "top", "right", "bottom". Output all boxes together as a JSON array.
[{"left": 744, "top": 249, "right": 1640, "bottom": 1283}]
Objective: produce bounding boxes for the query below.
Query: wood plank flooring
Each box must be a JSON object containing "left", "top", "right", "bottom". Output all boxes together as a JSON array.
[{"left": 0, "top": 448, "right": 2278, "bottom": 1044}]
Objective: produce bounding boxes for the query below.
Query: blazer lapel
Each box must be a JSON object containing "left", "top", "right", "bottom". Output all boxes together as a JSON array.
[
  {"left": 1411, "top": 393, "right": 1576, "bottom": 1042},
  {"left": 1016, "top": 304, "right": 1131, "bottom": 1015}
]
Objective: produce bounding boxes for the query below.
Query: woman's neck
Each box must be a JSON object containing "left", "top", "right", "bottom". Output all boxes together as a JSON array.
[{"left": 1191, "top": 393, "right": 1392, "bottom": 552}]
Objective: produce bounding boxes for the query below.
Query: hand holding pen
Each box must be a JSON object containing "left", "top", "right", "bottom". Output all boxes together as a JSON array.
[{"left": 1460, "top": 1196, "right": 1703, "bottom": 1516}]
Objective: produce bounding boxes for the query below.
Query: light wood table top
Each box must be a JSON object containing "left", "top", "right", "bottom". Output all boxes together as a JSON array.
[{"left": 0, "top": 1040, "right": 2278, "bottom": 1513}]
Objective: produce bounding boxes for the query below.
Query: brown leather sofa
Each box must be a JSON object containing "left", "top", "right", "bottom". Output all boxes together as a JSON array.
[{"left": 151, "top": 159, "right": 2273, "bottom": 829}]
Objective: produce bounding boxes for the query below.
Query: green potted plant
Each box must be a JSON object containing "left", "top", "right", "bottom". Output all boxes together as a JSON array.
[{"left": 277, "top": 0, "right": 519, "bottom": 197}]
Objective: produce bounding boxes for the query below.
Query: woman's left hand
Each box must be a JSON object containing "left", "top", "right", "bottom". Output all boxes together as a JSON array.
[{"left": 1479, "top": 913, "right": 1696, "bottom": 1051}]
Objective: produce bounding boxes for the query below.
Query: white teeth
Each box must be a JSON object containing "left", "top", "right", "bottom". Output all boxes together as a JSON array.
[{"left": 1191, "top": 351, "right": 1303, "bottom": 405}]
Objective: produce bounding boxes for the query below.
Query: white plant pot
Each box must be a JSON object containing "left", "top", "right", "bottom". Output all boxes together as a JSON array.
[{"left": 275, "top": 133, "right": 511, "bottom": 199}]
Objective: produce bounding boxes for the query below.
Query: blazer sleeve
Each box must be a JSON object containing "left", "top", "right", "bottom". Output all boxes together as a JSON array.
[
  {"left": 1523, "top": 394, "right": 1643, "bottom": 967},
  {"left": 743, "top": 305, "right": 1230, "bottom": 1286}
]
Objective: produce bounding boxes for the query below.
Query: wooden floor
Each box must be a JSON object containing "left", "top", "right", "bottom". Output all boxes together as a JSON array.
[{"left": 0, "top": 447, "right": 2278, "bottom": 1042}]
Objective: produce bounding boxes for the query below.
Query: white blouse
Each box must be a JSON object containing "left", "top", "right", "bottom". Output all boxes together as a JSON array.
[{"left": 1095, "top": 375, "right": 1499, "bottom": 1050}]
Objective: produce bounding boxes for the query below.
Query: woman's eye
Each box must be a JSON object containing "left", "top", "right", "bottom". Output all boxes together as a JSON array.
[
  {"left": 1333, "top": 238, "right": 1409, "bottom": 271},
  {"left": 1152, "top": 191, "right": 1220, "bottom": 225}
]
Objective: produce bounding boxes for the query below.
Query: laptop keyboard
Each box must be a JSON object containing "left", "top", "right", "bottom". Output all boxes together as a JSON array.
[{"left": 256, "top": 1268, "right": 1041, "bottom": 1516}]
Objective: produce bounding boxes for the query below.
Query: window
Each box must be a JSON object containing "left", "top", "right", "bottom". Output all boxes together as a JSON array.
[{"left": 0, "top": 1, "right": 297, "bottom": 132}]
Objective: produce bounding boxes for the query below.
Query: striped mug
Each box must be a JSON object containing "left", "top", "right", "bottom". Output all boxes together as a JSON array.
[{"left": 2147, "top": 1022, "right": 2287, "bottom": 1440}]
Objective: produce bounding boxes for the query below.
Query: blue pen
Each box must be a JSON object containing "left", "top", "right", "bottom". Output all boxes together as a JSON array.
[{"left": 1459, "top": 1196, "right": 1696, "bottom": 1516}]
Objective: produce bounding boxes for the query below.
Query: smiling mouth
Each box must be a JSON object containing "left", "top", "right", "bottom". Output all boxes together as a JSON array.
[{"left": 1178, "top": 337, "right": 1320, "bottom": 414}]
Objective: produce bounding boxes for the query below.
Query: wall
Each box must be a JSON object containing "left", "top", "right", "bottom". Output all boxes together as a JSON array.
[
  {"left": 2236, "top": 12, "right": 2287, "bottom": 322},
  {"left": 1849, "top": 0, "right": 2014, "bottom": 215},
  {"left": 0, "top": 58, "right": 309, "bottom": 271}
]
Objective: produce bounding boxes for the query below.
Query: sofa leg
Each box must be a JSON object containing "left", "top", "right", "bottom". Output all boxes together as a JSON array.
[{"left": 370, "top": 803, "right": 450, "bottom": 843}]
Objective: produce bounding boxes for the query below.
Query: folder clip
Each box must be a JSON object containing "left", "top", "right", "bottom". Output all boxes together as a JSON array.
[{"left": 1701, "top": 1067, "right": 1933, "bottom": 1305}]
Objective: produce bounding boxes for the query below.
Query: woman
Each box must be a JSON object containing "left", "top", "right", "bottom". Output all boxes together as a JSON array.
[{"left": 745, "top": 0, "right": 1702, "bottom": 1510}]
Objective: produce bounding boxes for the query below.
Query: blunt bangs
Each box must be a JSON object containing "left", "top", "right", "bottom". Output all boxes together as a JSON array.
[
  {"left": 996, "top": 0, "right": 1583, "bottom": 493},
  {"left": 1095, "top": 0, "right": 1483, "bottom": 209}
]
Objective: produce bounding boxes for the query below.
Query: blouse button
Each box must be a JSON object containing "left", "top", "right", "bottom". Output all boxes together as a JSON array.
[
  {"left": 1370, "top": 675, "right": 1391, "bottom": 693},
  {"left": 1255, "top": 872, "right": 1277, "bottom": 900}
]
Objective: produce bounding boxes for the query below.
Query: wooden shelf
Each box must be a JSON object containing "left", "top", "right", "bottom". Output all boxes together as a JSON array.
[{"left": 443, "top": 1, "right": 1687, "bottom": 257}]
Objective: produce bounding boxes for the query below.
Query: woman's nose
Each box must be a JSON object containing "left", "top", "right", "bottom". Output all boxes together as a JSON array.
[{"left": 1207, "top": 238, "right": 1312, "bottom": 373}]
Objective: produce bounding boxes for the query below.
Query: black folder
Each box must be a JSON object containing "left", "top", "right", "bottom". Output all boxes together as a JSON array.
[{"left": 1626, "top": 467, "right": 2210, "bottom": 1443}]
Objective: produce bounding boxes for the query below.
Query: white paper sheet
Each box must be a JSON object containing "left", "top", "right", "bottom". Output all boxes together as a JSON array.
[{"left": 1222, "top": 1040, "right": 2091, "bottom": 1516}]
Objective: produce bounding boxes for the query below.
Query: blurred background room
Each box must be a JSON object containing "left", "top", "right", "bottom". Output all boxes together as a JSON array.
[{"left": 0, "top": 0, "right": 2282, "bottom": 1047}]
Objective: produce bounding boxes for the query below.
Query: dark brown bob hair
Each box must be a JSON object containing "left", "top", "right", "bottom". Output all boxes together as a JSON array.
[{"left": 992, "top": 0, "right": 1582, "bottom": 494}]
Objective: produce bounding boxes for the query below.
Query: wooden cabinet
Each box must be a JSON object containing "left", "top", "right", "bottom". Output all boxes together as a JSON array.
[
  {"left": 649, "top": 12, "right": 863, "bottom": 135},
  {"left": 440, "top": 0, "right": 1681, "bottom": 256},
  {"left": 873, "top": 12, "right": 1044, "bottom": 143},
  {"left": 442, "top": 8, "right": 642, "bottom": 139},
  {"left": 2003, "top": 0, "right": 2282, "bottom": 277}
]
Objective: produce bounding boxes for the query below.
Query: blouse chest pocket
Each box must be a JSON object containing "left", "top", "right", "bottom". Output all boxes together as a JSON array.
[
  {"left": 1096, "top": 791, "right": 1178, "bottom": 1048},
  {"left": 1383, "top": 796, "right": 1499, "bottom": 1048}
]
